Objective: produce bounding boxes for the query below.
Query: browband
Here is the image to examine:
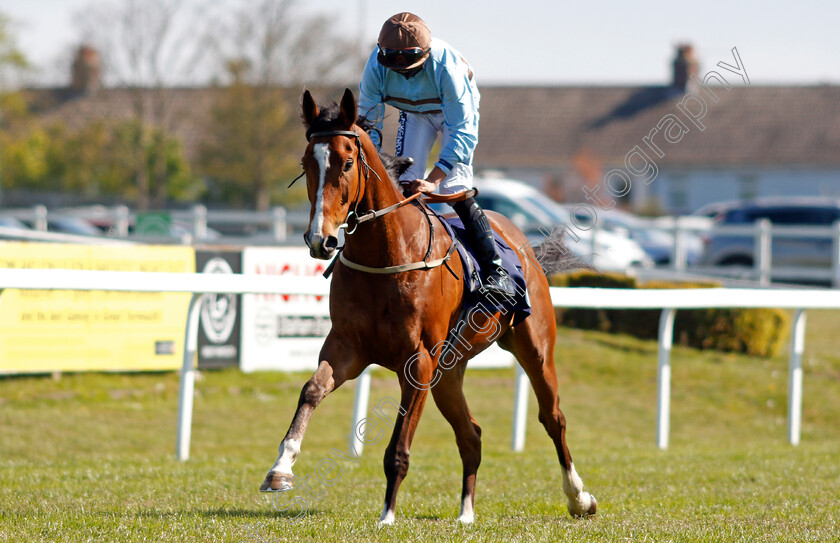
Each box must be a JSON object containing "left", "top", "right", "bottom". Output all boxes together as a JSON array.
[{"left": 307, "top": 130, "right": 359, "bottom": 141}]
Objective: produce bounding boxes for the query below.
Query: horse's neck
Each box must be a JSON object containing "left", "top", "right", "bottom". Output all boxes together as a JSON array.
[{"left": 343, "top": 137, "right": 425, "bottom": 266}]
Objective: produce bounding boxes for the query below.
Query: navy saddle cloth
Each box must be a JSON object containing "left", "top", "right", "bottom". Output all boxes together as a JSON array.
[{"left": 437, "top": 215, "right": 531, "bottom": 326}]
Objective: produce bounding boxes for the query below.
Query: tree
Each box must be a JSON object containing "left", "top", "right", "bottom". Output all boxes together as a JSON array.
[
  {"left": 200, "top": 0, "right": 364, "bottom": 210},
  {"left": 0, "top": 11, "right": 31, "bottom": 206},
  {"left": 3, "top": 118, "right": 198, "bottom": 203},
  {"left": 58, "top": 120, "right": 200, "bottom": 202},
  {"left": 200, "top": 62, "right": 302, "bottom": 210},
  {"left": 0, "top": 12, "right": 27, "bottom": 90},
  {"left": 75, "top": 0, "right": 216, "bottom": 208}
]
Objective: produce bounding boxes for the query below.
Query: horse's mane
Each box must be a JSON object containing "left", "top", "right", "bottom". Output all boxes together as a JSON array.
[{"left": 303, "top": 102, "right": 412, "bottom": 183}]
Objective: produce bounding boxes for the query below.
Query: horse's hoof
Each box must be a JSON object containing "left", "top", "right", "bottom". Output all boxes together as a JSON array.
[
  {"left": 259, "top": 471, "right": 294, "bottom": 493},
  {"left": 569, "top": 492, "right": 597, "bottom": 518},
  {"left": 585, "top": 494, "right": 598, "bottom": 516}
]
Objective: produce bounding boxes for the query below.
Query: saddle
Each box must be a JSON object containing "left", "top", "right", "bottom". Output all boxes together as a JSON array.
[{"left": 428, "top": 207, "right": 532, "bottom": 327}]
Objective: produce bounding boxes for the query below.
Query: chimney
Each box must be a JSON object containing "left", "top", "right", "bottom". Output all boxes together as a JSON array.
[
  {"left": 70, "top": 45, "right": 102, "bottom": 95},
  {"left": 671, "top": 44, "right": 698, "bottom": 92}
]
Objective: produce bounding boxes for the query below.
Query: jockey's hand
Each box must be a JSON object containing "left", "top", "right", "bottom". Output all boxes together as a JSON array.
[{"left": 402, "top": 178, "right": 437, "bottom": 196}]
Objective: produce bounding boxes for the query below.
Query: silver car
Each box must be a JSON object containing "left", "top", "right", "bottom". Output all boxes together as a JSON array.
[{"left": 697, "top": 197, "right": 840, "bottom": 284}]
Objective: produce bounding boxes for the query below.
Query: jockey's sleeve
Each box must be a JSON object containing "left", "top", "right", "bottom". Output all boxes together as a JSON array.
[
  {"left": 434, "top": 49, "right": 479, "bottom": 175},
  {"left": 358, "top": 50, "right": 386, "bottom": 150}
]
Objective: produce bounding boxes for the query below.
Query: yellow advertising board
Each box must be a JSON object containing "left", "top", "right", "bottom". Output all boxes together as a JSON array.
[{"left": 0, "top": 242, "right": 195, "bottom": 374}]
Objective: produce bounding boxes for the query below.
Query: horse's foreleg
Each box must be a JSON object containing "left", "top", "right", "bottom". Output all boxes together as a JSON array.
[
  {"left": 260, "top": 337, "right": 362, "bottom": 493},
  {"left": 379, "top": 352, "right": 434, "bottom": 525},
  {"left": 430, "top": 366, "right": 482, "bottom": 524}
]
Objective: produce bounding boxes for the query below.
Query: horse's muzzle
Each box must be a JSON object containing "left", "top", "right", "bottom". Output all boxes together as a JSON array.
[{"left": 305, "top": 233, "right": 339, "bottom": 260}]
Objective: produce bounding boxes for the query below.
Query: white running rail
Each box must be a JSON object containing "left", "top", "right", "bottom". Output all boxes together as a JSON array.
[{"left": 1, "top": 268, "right": 836, "bottom": 458}]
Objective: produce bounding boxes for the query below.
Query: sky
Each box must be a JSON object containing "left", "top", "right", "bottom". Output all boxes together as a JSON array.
[{"left": 2, "top": 0, "right": 839, "bottom": 87}]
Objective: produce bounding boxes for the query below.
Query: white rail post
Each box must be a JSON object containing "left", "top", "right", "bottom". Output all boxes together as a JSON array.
[
  {"left": 115, "top": 205, "right": 130, "bottom": 237},
  {"left": 34, "top": 205, "right": 48, "bottom": 232},
  {"left": 755, "top": 219, "right": 772, "bottom": 285},
  {"left": 193, "top": 205, "right": 208, "bottom": 241},
  {"left": 831, "top": 222, "right": 840, "bottom": 288},
  {"left": 350, "top": 366, "right": 373, "bottom": 456},
  {"left": 511, "top": 363, "right": 530, "bottom": 452},
  {"left": 176, "top": 293, "right": 204, "bottom": 461},
  {"left": 656, "top": 308, "right": 676, "bottom": 449},
  {"left": 788, "top": 309, "right": 807, "bottom": 446},
  {"left": 672, "top": 219, "right": 687, "bottom": 271},
  {"left": 272, "top": 207, "right": 287, "bottom": 242}
]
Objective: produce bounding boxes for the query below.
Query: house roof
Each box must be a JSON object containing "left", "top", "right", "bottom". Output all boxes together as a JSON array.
[
  {"left": 24, "top": 84, "right": 840, "bottom": 169},
  {"left": 472, "top": 85, "right": 840, "bottom": 169},
  {"left": 24, "top": 87, "right": 219, "bottom": 162}
]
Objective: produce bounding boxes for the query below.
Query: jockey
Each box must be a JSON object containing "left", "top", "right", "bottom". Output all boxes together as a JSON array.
[{"left": 358, "top": 12, "right": 516, "bottom": 298}]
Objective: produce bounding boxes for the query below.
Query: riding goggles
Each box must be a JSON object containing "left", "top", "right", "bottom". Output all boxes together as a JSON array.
[{"left": 378, "top": 46, "right": 429, "bottom": 67}]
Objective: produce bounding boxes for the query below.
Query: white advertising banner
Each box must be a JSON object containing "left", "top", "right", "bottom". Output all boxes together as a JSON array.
[
  {"left": 241, "top": 247, "right": 331, "bottom": 372},
  {"left": 240, "top": 247, "right": 514, "bottom": 373}
]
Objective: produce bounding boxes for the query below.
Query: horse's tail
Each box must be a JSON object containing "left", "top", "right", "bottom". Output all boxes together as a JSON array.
[{"left": 529, "top": 225, "right": 593, "bottom": 277}]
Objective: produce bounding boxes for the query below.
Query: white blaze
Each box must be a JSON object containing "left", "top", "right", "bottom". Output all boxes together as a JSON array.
[{"left": 309, "top": 143, "right": 330, "bottom": 237}]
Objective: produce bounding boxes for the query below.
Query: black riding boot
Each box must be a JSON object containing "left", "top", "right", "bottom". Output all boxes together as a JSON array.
[{"left": 453, "top": 197, "right": 517, "bottom": 298}]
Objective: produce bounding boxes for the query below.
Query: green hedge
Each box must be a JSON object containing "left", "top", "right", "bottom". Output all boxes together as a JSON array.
[{"left": 550, "top": 271, "right": 790, "bottom": 357}]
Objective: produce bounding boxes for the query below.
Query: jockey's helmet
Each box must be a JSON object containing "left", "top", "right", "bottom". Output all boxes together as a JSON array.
[{"left": 377, "top": 12, "right": 431, "bottom": 72}]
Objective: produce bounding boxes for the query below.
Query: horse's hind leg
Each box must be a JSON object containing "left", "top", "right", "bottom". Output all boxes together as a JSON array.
[
  {"left": 260, "top": 334, "right": 363, "bottom": 492},
  {"left": 430, "top": 365, "right": 482, "bottom": 523},
  {"left": 498, "top": 316, "right": 597, "bottom": 517}
]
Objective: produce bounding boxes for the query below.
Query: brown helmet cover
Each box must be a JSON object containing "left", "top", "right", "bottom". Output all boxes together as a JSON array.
[{"left": 377, "top": 12, "right": 431, "bottom": 70}]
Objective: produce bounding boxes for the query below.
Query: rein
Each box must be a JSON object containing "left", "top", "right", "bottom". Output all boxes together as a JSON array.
[{"left": 304, "top": 128, "right": 474, "bottom": 277}]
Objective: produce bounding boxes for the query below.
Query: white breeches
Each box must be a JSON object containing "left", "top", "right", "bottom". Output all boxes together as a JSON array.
[{"left": 396, "top": 111, "right": 473, "bottom": 195}]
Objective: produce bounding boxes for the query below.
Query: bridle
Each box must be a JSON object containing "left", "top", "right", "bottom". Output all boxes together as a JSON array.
[
  {"left": 301, "top": 128, "right": 463, "bottom": 277},
  {"left": 304, "top": 129, "right": 423, "bottom": 235}
]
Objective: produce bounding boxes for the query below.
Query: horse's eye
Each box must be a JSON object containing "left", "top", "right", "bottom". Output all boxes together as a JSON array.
[{"left": 343, "top": 158, "right": 353, "bottom": 172}]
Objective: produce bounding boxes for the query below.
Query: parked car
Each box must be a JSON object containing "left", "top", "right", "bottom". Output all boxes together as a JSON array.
[
  {"left": 127, "top": 220, "right": 223, "bottom": 242},
  {"left": 564, "top": 206, "right": 703, "bottom": 266},
  {"left": 17, "top": 215, "right": 104, "bottom": 237},
  {"left": 0, "top": 217, "right": 31, "bottom": 230},
  {"left": 46, "top": 216, "right": 105, "bottom": 237},
  {"left": 697, "top": 197, "right": 840, "bottom": 283},
  {"left": 693, "top": 200, "right": 740, "bottom": 218},
  {"left": 456, "top": 178, "right": 652, "bottom": 271}
]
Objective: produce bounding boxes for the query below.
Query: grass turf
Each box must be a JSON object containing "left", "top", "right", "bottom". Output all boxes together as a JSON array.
[{"left": 1, "top": 311, "right": 839, "bottom": 542}]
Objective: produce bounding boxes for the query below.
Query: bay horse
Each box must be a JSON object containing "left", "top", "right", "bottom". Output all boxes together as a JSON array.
[{"left": 260, "top": 88, "right": 597, "bottom": 524}]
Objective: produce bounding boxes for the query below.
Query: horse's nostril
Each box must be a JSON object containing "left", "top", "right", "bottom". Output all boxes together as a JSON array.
[{"left": 324, "top": 236, "right": 339, "bottom": 250}]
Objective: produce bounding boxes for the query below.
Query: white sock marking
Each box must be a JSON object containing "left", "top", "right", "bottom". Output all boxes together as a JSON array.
[
  {"left": 379, "top": 503, "right": 395, "bottom": 525},
  {"left": 562, "top": 462, "right": 595, "bottom": 516},
  {"left": 270, "top": 438, "right": 301, "bottom": 475},
  {"left": 457, "top": 494, "right": 474, "bottom": 523},
  {"left": 562, "top": 462, "right": 584, "bottom": 497}
]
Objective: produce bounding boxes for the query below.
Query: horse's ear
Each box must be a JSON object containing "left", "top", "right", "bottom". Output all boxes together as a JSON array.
[
  {"left": 339, "top": 88, "right": 357, "bottom": 129},
  {"left": 302, "top": 90, "right": 318, "bottom": 127}
]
